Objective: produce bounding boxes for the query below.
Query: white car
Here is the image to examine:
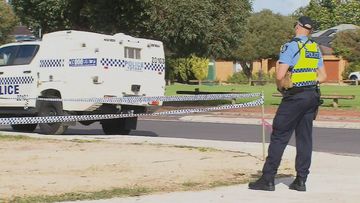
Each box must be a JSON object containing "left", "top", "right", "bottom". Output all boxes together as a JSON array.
[{"left": 349, "top": 71, "right": 360, "bottom": 81}]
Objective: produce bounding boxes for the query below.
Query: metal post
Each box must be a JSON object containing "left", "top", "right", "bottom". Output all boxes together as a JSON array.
[{"left": 261, "top": 91, "right": 266, "bottom": 161}]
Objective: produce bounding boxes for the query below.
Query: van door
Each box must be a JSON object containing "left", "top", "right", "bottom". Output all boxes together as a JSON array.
[{"left": 0, "top": 44, "right": 39, "bottom": 107}]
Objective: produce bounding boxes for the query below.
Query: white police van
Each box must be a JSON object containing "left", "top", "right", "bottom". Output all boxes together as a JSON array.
[{"left": 0, "top": 30, "right": 165, "bottom": 134}]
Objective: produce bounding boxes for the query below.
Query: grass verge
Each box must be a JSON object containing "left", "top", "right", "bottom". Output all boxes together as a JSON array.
[
  {"left": 0, "top": 134, "right": 39, "bottom": 141},
  {"left": 165, "top": 83, "right": 360, "bottom": 110},
  {"left": 3, "top": 187, "right": 151, "bottom": 203}
]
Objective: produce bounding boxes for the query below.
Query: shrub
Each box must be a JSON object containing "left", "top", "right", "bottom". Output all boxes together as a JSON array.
[
  {"left": 167, "top": 55, "right": 209, "bottom": 83},
  {"left": 227, "top": 71, "right": 249, "bottom": 84},
  {"left": 252, "top": 70, "right": 275, "bottom": 81}
]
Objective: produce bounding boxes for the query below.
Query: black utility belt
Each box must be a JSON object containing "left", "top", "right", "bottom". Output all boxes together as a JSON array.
[
  {"left": 291, "top": 85, "right": 317, "bottom": 90},
  {"left": 285, "top": 85, "right": 317, "bottom": 95}
]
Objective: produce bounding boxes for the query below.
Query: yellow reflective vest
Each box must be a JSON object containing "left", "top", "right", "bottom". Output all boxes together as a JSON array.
[{"left": 291, "top": 40, "right": 320, "bottom": 87}]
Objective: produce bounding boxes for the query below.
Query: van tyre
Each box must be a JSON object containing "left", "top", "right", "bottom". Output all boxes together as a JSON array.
[
  {"left": 11, "top": 124, "right": 37, "bottom": 132},
  {"left": 38, "top": 97, "right": 68, "bottom": 135},
  {"left": 101, "top": 118, "right": 135, "bottom": 135},
  {"left": 350, "top": 75, "right": 358, "bottom": 85}
]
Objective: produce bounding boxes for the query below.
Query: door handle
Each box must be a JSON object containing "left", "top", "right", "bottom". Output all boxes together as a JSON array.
[
  {"left": 0, "top": 72, "right": 3, "bottom": 75},
  {"left": 23, "top": 70, "right": 31, "bottom": 74}
]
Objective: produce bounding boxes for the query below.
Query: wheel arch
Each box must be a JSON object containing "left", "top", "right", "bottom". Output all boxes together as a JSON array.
[
  {"left": 36, "top": 89, "right": 62, "bottom": 111},
  {"left": 40, "top": 89, "right": 62, "bottom": 98}
]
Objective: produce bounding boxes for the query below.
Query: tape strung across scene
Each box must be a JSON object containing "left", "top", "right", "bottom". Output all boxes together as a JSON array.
[
  {"left": 2, "top": 93, "right": 262, "bottom": 104},
  {"left": 0, "top": 93, "right": 264, "bottom": 125}
]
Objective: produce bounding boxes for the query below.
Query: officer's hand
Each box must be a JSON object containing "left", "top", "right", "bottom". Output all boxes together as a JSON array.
[
  {"left": 282, "top": 71, "right": 293, "bottom": 89},
  {"left": 277, "top": 87, "right": 285, "bottom": 96}
]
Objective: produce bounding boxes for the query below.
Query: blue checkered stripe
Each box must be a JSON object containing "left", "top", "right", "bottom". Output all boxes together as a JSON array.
[
  {"left": 0, "top": 76, "right": 34, "bottom": 85},
  {"left": 144, "top": 62, "right": 165, "bottom": 72},
  {"left": 100, "top": 58, "right": 127, "bottom": 67},
  {"left": 292, "top": 68, "right": 317, "bottom": 73},
  {"left": 40, "top": 59, "right": 65, "bottom": 68},
  {"left": 100, "top": 58, "right": 165, "bottom": 72},
  {"left": 293, "top": 81, "right": 318, "bottom": 87}
]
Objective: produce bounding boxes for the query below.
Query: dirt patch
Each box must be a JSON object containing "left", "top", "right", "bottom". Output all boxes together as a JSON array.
[{"left": 0, "top": 136, "right": 293, "bottom": 200}]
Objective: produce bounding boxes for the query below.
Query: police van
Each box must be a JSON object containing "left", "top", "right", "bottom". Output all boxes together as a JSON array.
[{"left": 0, "top": 30, "right": 165, "bottom": 134}]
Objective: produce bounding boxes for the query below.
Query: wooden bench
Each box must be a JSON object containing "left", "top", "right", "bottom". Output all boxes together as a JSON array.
[
  {"left": 272, "top": 93, "right": 355, "bottom": 108},
  {"left": 250, "top": 80, "right": 270, "bottom": 86},
  {"left": 188, "top": 80, "right": 219, "bottom": 85}
]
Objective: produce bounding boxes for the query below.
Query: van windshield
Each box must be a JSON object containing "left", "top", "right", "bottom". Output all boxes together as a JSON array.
[{"left": 0, "top": 45, "right": 39, "bottom": 66}]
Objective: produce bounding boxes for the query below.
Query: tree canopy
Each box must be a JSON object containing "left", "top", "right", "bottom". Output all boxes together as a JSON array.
[
  {"left": 294, "top": 0, "right": 360, "bottom": 30},
  {"left": 0, "top": 1, "right": 18, "bottom": 44},
  {"left": 11, "top": 0, "right": 252, "bottom": 58},
  {"left": 332, "top": 29, "right": 360, "bottom": 62},
  {"left": 233, "top": 10, "right": 294, "bottom": 74}
]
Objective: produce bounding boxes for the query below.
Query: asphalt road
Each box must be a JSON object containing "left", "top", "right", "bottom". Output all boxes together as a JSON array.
[{"left": 2, "top": 119, "right": 359, "bottom": 155}]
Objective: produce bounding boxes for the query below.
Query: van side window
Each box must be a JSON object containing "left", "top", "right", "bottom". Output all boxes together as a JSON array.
[
  {"left": 124, "top": 47, "right": 141, "bottom": 59},
  {"left": 0, "top": 45, "right": 39, "bottom": 66},
  {"left": 0, "top": 46, "right": 18, "bottom": 66},
  {"left": 13, "top": 45, "right": 39, "bottom": 65}
]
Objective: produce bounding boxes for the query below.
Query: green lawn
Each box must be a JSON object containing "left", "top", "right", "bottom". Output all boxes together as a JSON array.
[{"left": 165, "top": 83, "right": 360, "bottom": 110}]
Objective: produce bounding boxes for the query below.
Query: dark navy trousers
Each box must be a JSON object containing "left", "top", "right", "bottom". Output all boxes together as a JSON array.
[{"left": 262, "top": 89, "right": 319, "bottom": 181}]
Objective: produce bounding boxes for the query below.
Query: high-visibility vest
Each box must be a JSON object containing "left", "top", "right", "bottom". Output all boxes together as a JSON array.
[{"left": 291, "top": 40, "right": 320, "bottom": 87}]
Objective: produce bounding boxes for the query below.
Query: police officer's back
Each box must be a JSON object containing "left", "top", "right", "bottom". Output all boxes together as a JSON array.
[{"left": 248, "top": 16, "right": 327, "bottom": 192}]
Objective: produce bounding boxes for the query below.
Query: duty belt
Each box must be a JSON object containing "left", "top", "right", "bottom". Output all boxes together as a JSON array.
[{"left": 285, "top": 85, "right": 317, "bottom": 95}]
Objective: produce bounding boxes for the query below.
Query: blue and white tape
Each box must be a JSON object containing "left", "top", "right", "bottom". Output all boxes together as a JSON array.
[
  {"left": 1, "top": 93, "right": 262, "bottom": 104},
  {"left": 0, "top": 93, "right": 264, "bottom": 125}
]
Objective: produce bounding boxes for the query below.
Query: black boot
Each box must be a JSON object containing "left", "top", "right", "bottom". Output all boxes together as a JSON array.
[
  {"left": 289, "top": 176, "right": 306, "bottom": 191},
  {"left": 248, "top": 176, "right": 275, "bottom": 191}
]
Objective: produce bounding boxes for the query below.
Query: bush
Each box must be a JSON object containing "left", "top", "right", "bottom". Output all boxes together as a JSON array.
[
  {"left": 188, "top": 55, "right": 209, "bottom": 82},
  {"left": 252, "top": 71, "right": 275, "bottom": 81},
  {"left": 167, "top": 55, "right": 209, "bottom": 83},
  {"left": 227, "top": 71, "right": 249, "bottom": 84},
  {"left": 342, "top": 61, "right": 360, "bottom": 79}
]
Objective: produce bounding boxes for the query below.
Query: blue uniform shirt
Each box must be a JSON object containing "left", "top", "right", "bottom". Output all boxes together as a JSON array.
[{"left": 279, "top": 35, "right": 324, "bottom": 68}]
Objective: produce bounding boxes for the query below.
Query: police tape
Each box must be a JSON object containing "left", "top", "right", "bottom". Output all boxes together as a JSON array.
[
  {"left": 2, "top": 92, "right": 262, "bottom": 104},
  {"left": 0, "top": 93, "right": 264, "bottom": 125}
]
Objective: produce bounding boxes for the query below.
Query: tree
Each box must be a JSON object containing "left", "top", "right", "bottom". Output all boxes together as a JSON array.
[
  {"left": 0, "top": 1, "right": 18, "bottom": 44},
  {"left": 233, "top": 10, "right": 294, "bottom": 77},
  {"left": 11, "top": 0, "right": 150, "bottom": 37},
  {"left": 332, "top": 29, "right": 360, "bottom": 78},
  {"left": 146, "top": 0, "right": 251, "bottom": 58},
  {"left": 67, "top": 0, "right": 150, "bottom": 36},
  {"left": 294, "top": 0, "right": 360, "bottom": 30},
  {"left": 11, "top": 0, "right": 70, "bottom": 37},
  {"left": 12, "top": 0, "right": 252, "bottom": 58},
  {"left": 332, "top": 29, "right": 360, "bottom": 62}
]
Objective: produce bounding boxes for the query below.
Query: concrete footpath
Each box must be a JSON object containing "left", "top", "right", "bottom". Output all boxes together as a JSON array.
[{"left": 63, "top": 118, "right": 360, "bottom": 203}]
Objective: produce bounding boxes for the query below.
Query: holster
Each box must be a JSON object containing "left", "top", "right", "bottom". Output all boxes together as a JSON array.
[{"left": 283, "top": 71, "right": 293, "bottom": 89}]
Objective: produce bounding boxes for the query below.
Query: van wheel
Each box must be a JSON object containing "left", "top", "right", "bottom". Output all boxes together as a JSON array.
[
  {"left": 38, "top": 97, "right": 68, "bottom": 135},
  {"left": 11, "top": 124, "right": 37, "bottom": 132},
  {"left": 101, "top": 118, "right": 132, "bottom": 135}
]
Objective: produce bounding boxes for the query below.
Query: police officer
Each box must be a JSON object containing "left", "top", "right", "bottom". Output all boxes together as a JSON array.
[{"left": 249, "top": 16, "right": 327, "bottom": 192}]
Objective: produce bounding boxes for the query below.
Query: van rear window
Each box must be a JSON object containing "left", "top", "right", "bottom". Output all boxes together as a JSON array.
[{"left": 124, "top": 47, "right": 141, "bottom": 59}]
